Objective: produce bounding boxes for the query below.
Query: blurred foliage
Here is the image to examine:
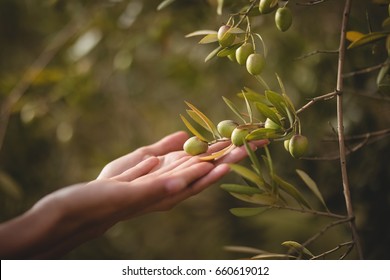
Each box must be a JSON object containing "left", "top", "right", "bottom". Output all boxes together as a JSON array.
[{"left": 0, "top": 0, "right": 389, "bottom": 259}]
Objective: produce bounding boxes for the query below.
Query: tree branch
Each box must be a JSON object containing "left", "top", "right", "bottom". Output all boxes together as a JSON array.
[{"left": 336, "top": 0, "right": 364, "bottom": 259}]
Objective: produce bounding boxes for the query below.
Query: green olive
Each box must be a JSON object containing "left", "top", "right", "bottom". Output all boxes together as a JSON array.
[
  {"left": 246, "top": 53, "right": 266, "bottom": 76},
  {"left": 183, "top": 136, "right": 208, "bottom": 155},
  {"left": 259, "top": 0, "right": 278, "bottom": 14},
  {"left": 288, "top": 134, "right": 308, "bottom": 158},
  {"left": 217, "top": 25, "right": 235, "bottom": 47},
  {"left": 217, "top": 120, "right": 239, "bottom": 138},
  {"left": 231, "top": 127, "right": 250, "bottom": 146},
  {"left": 275, "top": 7, "right": 293, "bottom": 32},
  {"left": 236, "top": 43, "right": 254, "bottom": 66}
]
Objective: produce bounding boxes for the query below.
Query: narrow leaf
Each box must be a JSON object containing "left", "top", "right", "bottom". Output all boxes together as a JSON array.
[
  {"left": 230, "top": 192, "right": 279, "bottom": 206},
  {"left": 185, "top": 101, "right": 218, "bottom": 138},
  {"left": 265, "top": 90, "right": 288, "bottom": 119},
  {"left": 347, "top": 31, "right": 389, "bottom": 49},
  {"left": 224, "top": 246, "right": 268, "bottom": 255},
  {"left": 247, "top": 128, "right": 282, "bottom": 140},
  {"left": 242, "top": 91, "right": 253, "bottom": 124},
  {"left": 205, "top": 46, "right": 222, "bottom": 62},
  {"left": 273, "top": 175, "right": 312, "bottom": 209},
  {"left": 217, "top": 43, "right": 241, "bottom": 57},
  {"left": 228, "top": 164, "right": 264, "bottom": 187},
  {"left": 229, "top": 207, "right": 266, "bottom": 217},
  {"left": 185, "top": 30, "right": 218, "bottom": 38},
  {"left": 198, "top": 34, "right": 218, "bottom": 44},
  {"left": 199, "top": 144, "right": 234, "bottom": 161},
  {"left": 346, "top": 31, "right": 364, "bottom": 42},
  {"left": 228, "top": 27, "right": 246, "bottom": 34},
  {"left": 275, "top": 73, "right": 286, "bottom": 95},
  {"left": 281, "top": 241, "right": 314, "bottom": 258},
  {"left": 157, "top": 0, "right": 176, "bottom": 10},
  {"left": 186, "top": 110, "right": 212, "bottom": 132},
  {"left": 216, "top": 0, "right": 224, "bottom": 15},
  {"left": 238, "top": 87, "right": 270, "bottom": 104},
  {"left": 221, "top": 184, "right": 262, "bottom": 195},
  {"left": 180, "top": 114, "right": 208, "bottom": 142},
  {"left": 252, "top": 253, "right": 296, "bottom": 260},
  {"left": 296, "top": 169, "right": 328, "bottom": 211},
  {"left": 243, "top": 140, "right": 263, "bottom": 177},
  {"left": 222, "top": 96, "right": 247, "bottom": 123},
  {"left": 255, "top": 102, "right": 282, "bottom": 125}
]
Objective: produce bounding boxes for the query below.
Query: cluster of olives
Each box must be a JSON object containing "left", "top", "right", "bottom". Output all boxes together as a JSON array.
[
  {"left": 217, "top": 25, "right": 266, "bottom": 76},
  {"left": 183, "top": 120, "right": 252, "bottom": 156},
  {"left": 259, "top": 0, "right": 293, "bottom": 32}
]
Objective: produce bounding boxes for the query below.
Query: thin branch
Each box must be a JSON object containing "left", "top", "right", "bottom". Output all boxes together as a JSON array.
[
  {"left": 323, "top": 128, "right": 390, "bottom": 142},
  {"left": 336, "top": 0, "right": 364, "bottom": 259},
  {"left": 343, "top": 60, "right": 390, "bottom": 78},
  {"left": 268, "top": 204, "right": 347, "bottom": 219},
  {"left": 296, "top": 91, "right": 337, "bottom": 114},
  {"left": 311, "top": 241, "right": 354, "bottom": 260},
  {"left": 302, "top": 217, "right": 352, "bottom": 249},
  {"left": 295, "top": 49, "right": 338, "bottom": 61},
  {"left": 296, "top": 0, "right": 330, "bottom": 6}
]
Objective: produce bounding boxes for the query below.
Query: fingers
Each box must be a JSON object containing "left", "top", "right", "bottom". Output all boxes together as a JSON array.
[
  {"left": 97, "top": 131, "right": 189, "bottom": 179},
  {"left": 112, "top": 156, "right": 160, "bottom": 181}
]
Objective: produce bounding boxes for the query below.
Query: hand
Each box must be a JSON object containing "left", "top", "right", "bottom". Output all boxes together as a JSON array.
[{"left": 0, "top": 131, "right": 268, "bottom": 259}]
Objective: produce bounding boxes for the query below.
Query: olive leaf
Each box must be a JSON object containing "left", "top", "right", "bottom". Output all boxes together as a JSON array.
[
  {"left": 228, "top": 163, "right": 264, "bottom": 187},
  {"left": 238, "top": 87, "right": 270, "bottom": 104},
  {"left": 199, "top": 144, "right": 234, "bottom": 161},
  {"left": 347, "top": 31, "right": 390, "bottom": 49},
  {"left": 296, "top": 169, "right": 329, "bottom": 211},
  {"left": 265, "top": 90, "right": 288, "bottom": 119},
  {"left": 220, "top": 184, "right": 263, "bottom": 195},
  {"left": 255, "top": 102, "right": 282, "bottom": 125},
  {"left": 230, "top": 192, "right": 280, "bottom": 206},
  {"left": 185, "top": 101, "right": 219, "bottom": 138},
  {"left": 229, "top": 207, "right": 266, "bottom": 217},
  {"left": 251, "top": 253, "right": 295, "bottom": 260},
  {"left": 273, "top": 174, "right": 312, "bottom": 209},
  {"left": 217, "top": 43, "right": 241, "bottom": 57},
  {"left": 222, "top": 96, "right": 247, "bottom": 123},
  {"left": 205, "top": 45, "right": 223, "bottom": 62},
  {"left": 198, "top": 34, "right": 218, "bottom": 44},
  {"left": 247, "top": 128, "right": 282, "bottom": 140},
  {"left": 346, "top": 30, "right": 364, "bottom": 42},
  {"left": 186, "top": 109, "right": 213, "bottom": 133},
  {"left": 224, "top": 245, "right": 268, "bottom": 255},
  {"left": 243, "top": 140, "right": 263, "bottom": 177},
  {"left": 157, "top": 0, "right": 176, "bottom": 10},
  {"left": 216, "top": 0, "right": 224, "bottom": 15},
  {"left": 242, "top": 91, "right": 253, "bottom": 124},
  {"left": 281, "top": 241, "right": 314, "bottom": 258},
  {"left": 185, "top": 30, "right": 218, "bottom": 38},
  {"left": 180, "top": 114, "right": 208, "bottom": 142}
]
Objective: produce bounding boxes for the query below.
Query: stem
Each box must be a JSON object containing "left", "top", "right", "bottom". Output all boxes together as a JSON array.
[{"left": 336, "top": 0, "right": 363, "bottom": 259}]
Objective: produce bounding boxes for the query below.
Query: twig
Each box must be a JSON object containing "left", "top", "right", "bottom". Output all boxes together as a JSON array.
[
  {"left": 311, "top": 241, "right": 354, "bottom": 260},
  {"left": 296, "top": 91, "right": 337, "bottom": 114},
  {"left": 296, "top": 0, "right": 330, "bottom": 6},
  {"left": 268, "top": 204, "right": 347, "bottom": 219},
  {"left": 343, "top": 60, "right": 390, "bottom": 78},
  {"left": 295, "top": 49, "right": 338, "bottom": 60},
  {"left": 335, "top": 0, "right": 364, "bottom": 259}
]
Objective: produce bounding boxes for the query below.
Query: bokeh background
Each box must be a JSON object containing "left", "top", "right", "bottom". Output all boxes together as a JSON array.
[{"left": 0, "top": 0, "right": 389, "bottom": 259}]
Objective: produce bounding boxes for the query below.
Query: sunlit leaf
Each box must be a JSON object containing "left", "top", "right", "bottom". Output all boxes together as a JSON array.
[
  {"left": 347, "top": 31, "right": 389, "bottom": 49},
  {"left": 222, "top": 96, "right": 247, "bottom": 123},
  {"left": 346, "top": 31, "right": 364, "bottom": 42},
  {"left": 275, "top": 73, "right": 286, "bottom": 95},
  {"left": 180, "top": 114, "right": 208, "bottom": 142},
  {"left": 296, "top": 169, "right": 328, "bottom": 211},
  {"left": 273, "top": 175, "right": 311, "bottom": 209},
  {"left": 198, "top": 33, "right": 218, "bottom": 44},
  {"left": 185, "top": 30, "right": 217, "bottom": 38},
  {"left": 382, "top": 17, "right": 390, "bottom": 28},
  {"left": 221, "top": 184, "right": 262, "bottom": 195},
  {"left": 205, "top": 45, "right": 222, "bottom": 62},
  {"left": 217, "top": 0, "right": 224, "bottom": 15},
  {"left": 228, "top": 27, "right": 246, "bottom": 34},
  {"left": 157, "top": 0, "right": 176, "bottom": 10},
  {"left": 229, "top": 207, "right": 266, "bottom": 217},
  {"left": 255, "top": 102, "right": 282, "bottom": 126},
  {"left": 229, "top": 163, "right": 264, "bottom": 187},
  {"left": 186, "top": 110, "right": 212, "bottom": 132},
  {"left": 199, "top": 144, "right": 234, "bottom": 161},
  {"left": 281, "top": 241, "right": 314, "bottom": 258},
  {"left": 185, "top": 101, "right": 219, "bottom": 138}
]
